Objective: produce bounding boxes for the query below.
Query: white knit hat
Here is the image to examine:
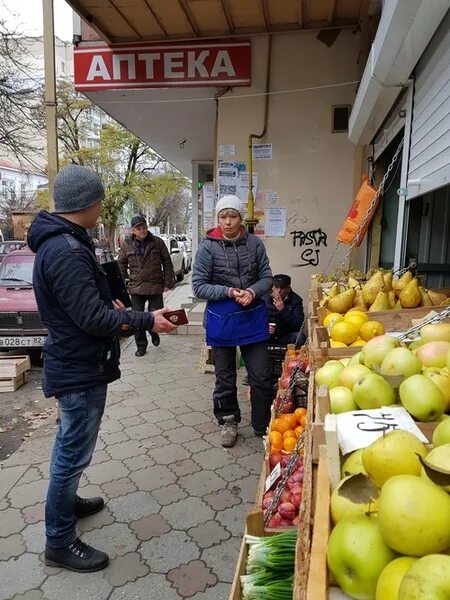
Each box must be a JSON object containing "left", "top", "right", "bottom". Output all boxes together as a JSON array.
[{"left": 215, "top": 195, "right": 244, "bottom": 219}]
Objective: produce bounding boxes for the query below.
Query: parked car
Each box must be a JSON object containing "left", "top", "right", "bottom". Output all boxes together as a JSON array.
[
  {"left": 177, "top": 240, "right": 192, "bottom": 273},
  {"left": 161, "top": 235, "right": 185, "bottom": 282},
  {"left": 0, "top": 240, "right": 27, "bottom": 264}
]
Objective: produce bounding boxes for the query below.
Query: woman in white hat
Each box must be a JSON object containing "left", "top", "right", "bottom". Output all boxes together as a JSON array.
[{"left": 192, "top": 195, "right": 273, "bottom": 447}]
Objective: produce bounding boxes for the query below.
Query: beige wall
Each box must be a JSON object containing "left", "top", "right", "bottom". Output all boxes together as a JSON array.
[{"left": 216, "top": 31, "right": 361, "bottom": 303}]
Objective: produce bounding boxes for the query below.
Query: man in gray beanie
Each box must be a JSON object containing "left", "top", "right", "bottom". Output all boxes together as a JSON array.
[{"left": 28, "top": 164, "right": 178, "bottom": 573}]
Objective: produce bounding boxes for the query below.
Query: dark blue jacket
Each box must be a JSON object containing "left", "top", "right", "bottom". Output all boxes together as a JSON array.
[
  {"left": 28, "top": 211, "right": 154, "bottom": 398},
  {"left": 264, "top": 289, "right": 304, "bottom": 338}
]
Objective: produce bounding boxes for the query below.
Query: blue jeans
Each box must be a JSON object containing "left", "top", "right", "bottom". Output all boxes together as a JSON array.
[{"left": 45, "top": 384, "right": 107, "bottom": 549}]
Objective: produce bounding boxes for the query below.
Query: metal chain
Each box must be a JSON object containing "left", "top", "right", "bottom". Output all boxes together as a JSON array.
[
  {"left": 264, "top": 432, "right": 305, "bottom": 526},
  {"left": 397, "top": 306, "right": 450, "bottom": 341}
]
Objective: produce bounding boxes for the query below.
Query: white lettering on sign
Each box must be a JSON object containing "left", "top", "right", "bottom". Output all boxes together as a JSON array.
[
  {"left": 187, "top": 50, "right": 209, "bottom": 78},
  {"left": 164, "top": 52, "right": 184, "bottom": 78},
  {"left": 211, "top": 50, "right": 235, "bottom": 77},
  {"left": 86, "top": 55, "right": 111, "bottom": 81},
  {"left": 112, "top": 54, "right": 136, "bottom": 80},
  {"left": 137, "top": 53, "right": 161, "bottom": 78}
]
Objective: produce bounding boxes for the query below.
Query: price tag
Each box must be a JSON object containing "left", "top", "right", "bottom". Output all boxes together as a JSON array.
[
  {"left": 265, "top": 462, "right": 282, "bottom": 492},
  {"left": 335, "top": 407, "right": 429, "bottom": 455}
]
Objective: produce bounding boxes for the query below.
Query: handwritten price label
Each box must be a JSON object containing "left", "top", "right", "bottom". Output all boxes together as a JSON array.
[
  {"left": 265, "top": 462, "right": 282, "bottom": 492},
  {"left": 335, "top": 407, "right": 429, "bottom": 455}
]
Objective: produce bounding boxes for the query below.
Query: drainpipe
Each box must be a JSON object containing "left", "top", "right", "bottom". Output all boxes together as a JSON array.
[{"left": 246, "top": 35, "right": 272, "bottom": 233}]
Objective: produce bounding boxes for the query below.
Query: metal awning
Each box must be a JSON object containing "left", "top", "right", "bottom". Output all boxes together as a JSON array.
[{"left": 66, "top": 0, "right": 368, "bottom": 44}]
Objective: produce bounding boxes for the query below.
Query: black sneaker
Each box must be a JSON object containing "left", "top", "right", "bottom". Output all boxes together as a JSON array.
[
  {"left": 151, "top": 333, "right": 160, "bottom": 347},
  {"left": 135, "top": 347, "right": 147, "bottom": 357},
  {"left": 253, "top": 428, "right": 266, "bottom": 437},
  {"left": 75, "top": 495, "right": 105, "bottom": 519},
  {"left": 45, "top": 538, "right": 109, "bottom": 572}
]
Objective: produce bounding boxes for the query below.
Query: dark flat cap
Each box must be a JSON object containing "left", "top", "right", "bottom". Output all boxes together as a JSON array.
[{"left": 274, "top": 274, "right": 291, "bottom": 288}]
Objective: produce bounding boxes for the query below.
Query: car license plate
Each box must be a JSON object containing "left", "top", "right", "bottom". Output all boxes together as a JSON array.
[{"left": 0, "top": 336, "right": 46, "bottom": 348}]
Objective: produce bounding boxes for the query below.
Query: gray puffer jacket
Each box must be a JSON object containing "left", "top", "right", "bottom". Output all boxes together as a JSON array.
[{"left": 192, "top": 226, "right": 273, "bottom": 301}]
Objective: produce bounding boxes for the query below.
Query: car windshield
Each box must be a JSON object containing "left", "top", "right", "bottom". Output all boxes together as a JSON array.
[
  {"left": 0, "top": 242, "right": 24, "bottom": 254},
  {"left": 0, "top": 255, "right": 34, "bottom": 285}
]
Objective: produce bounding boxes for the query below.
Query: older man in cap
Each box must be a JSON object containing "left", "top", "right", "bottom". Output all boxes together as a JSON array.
[
  {"left": 118, "top": 215, "right": 175, "bottom": 356},
  {"left": 28, "top": 165, "right": 177, "bottom": 573},
  {"left": 265, "top": 274, "right": 305, "bottom": 345}
]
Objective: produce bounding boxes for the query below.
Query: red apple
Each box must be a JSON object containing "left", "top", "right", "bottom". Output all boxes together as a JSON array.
[{"left": 279, "top": 501, "right": 296, "bottom": 521}]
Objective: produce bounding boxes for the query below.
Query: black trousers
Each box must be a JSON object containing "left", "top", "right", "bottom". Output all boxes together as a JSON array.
[
  {"left": 131, "top": 294, "right": 164, "bottom": 349},
  {"left": 212, "top": 341, "right": 273, "bottom": 432}
]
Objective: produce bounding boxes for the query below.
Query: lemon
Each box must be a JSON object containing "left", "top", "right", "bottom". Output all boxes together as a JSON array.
[
  {"left": 323, "top": 312, "right": 344, "bottom": 328},
  {"left": 344, "top": 310, "right": 369, "bottom": 323},
  {"left": 360, "top": 320, "right": 385, "bottom": 341},
  {"left": 344, "top": 314, "right": 367, "bottom": 331},
  {"left": 350, "top": 337, "right": 366, "bottom": 347},
  {"left": 330, "top": 340, "right": 348, "bottom": 348},
  {"left": 330, "top": 321, "right": 359, "bottom": 345}
]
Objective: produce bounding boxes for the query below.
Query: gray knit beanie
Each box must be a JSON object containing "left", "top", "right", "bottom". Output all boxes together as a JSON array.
[{"left": 53, "top": 165, "right": 105, "bottom": 213}]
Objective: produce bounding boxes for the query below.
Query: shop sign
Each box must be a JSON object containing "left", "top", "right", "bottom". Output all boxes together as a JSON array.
[{"left": 74, "top": 40, "right": 251, "bottom": 91}]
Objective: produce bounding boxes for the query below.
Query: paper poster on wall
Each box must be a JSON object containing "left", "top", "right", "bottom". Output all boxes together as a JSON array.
[
  {"left": 237, "top": 172, "right": 259, "bottom": 202},
  {"left": 217, "top": 160, "right": 239, "bottom": 196},
  {"left": 252, "top": 143, "right": 272, "bottom": 160},
  {"left": 202, "top": 184, "right": 215, "bottom": 214},
  {"left": 267, "top": 191, "right": 279, "bottom": 205},
  {"left": 265, "top": 207, "right": 287, "bottom": 237},
  {"left": 254, "top": 209, "right": 265, "bottom": 237},
  {"left": 218, "top": 144, "right": 236, "bottom": 157}
]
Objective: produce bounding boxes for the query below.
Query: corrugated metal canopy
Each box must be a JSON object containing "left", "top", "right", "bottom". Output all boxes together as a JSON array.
[{"left": 66, "top": 0, "right": 369, "bottom": 43}]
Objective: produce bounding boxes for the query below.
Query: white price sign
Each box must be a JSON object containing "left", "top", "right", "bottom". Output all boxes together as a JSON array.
[
  {"left": 265, "top": 462, "right": 281, "bottom": 492},
  {"left": 335, "top": 407, "right": 429, "bottom": 455}
]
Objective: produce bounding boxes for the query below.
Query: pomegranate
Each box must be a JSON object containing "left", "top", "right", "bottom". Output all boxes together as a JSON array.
[
  {"left": 292, "top": 492, "right": 302, "bottom": 508},
  {"left": 269, "top": 453, "right": 284, "bottom": 469},
  {"left": 268, "top": 513, "right": 282, "bottom": 527},
  {"left": 279, "top": 501, "right": 297, "bottom": 521},
  {"left": 280, "top": 490, "right": 292, "bottom": 504}
]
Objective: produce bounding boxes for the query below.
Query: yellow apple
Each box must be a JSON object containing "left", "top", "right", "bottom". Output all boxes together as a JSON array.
[{"left": 376, "top": 557, "right": 418, "bottom": 600}]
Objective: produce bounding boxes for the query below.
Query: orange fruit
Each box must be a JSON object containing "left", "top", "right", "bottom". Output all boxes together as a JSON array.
[
  {"left": 269, "top": 431, "right": 283, "bottom": 449},
  {"left": 284, "top": 437, "right": 297, "bottom": 453},
  {"left": 294, "top": 407, "right": 307, "bottom": 421},
  {"left": 295, "top": 425, "right": 304, "bottom": 437},
  {"left": 281, "top": 413, "right": 298, "bottom": 430},
  {"left": 283, "top": 430, "right": 297, "bottom": 440},
  {"left": 300, "top": 414, "right": 308, "bottom": 427},
  {"left": 271, "top": 418, "right": 291, "bottom": 434}
]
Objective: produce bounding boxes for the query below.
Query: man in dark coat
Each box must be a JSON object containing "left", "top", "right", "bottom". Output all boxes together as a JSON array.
[
  {"left": 118, "top": 216, "right": 175, "bottom": 356},
  {"left": 28, "top": 165, "right": 177, "bottom": 573},
  {"left": 264, "top": 274, "right": 306, "bottom": 345}
]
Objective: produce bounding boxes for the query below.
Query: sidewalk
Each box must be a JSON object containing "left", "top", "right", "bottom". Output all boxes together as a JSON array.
[{"left": 0, "top": 332, "right": 263, "bottom": 600}]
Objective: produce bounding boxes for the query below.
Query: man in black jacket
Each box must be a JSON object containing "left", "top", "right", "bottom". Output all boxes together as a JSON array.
[
  {"left": 28, "top": 165, "right": 177, "bottom": 573},
  {"left": 264, "top": 274, "right": 306, "bottom": 345}
]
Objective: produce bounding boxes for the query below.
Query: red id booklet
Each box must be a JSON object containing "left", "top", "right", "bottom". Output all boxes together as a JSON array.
[{"left": 163, "top": 309, "right": 189, "bottom": 325}]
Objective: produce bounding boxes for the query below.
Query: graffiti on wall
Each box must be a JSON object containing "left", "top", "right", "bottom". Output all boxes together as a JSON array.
[{"left": 290, "top": 228, "right": 328, "bottom": 267}]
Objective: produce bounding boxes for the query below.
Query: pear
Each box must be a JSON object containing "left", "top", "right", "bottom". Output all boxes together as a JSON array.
[
  {"left": 353, "top": 289, "right": 367, "bottom": 310},
  {"left": 383, "top": 270, "right": 393, "bottom": 293},
  {"left": 369, "top": 291, "right": 391, "bottom": 312},
  {"left": 327, "top": 283, "right": 341, "bottom": 298},
  {"left": 362, "top": 271, "right": 385, "bottom": 306},
  {"left": 327, "top": 289, "right": 356, "bottom": 314},
  {"left": 348, "top": 277, "right": 361, "bottom": 290},
  {"left": 388, "top": 291, "right": 396, "bottom": 309},
  {"left": 399, "top": 279, "right": 422, "bottom": 308},
  {"left": 393, "top": 271, "right": 412, "bottom": 297},
  {"left": 419, "top": 286, "right": 433, "bottom": 307},
  {"left": 428, "top": 289, "right": 448, "bottom": 306},
  {"left": 395, "top": 299, "right": 402, "bottom": 309}
]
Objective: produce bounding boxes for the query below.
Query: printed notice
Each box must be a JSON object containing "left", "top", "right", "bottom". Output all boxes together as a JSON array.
[
  {"left": 218, "top": 144, "right": 236, "bottom": 157},
  {"left": 252, "top": 143, "right": 272, "bottom": 160},
  {"left": 202, "top": 184, "right": 215, "bottom": 214},
  {"left": 265, "top": 207, "right": 287, "bottom": 237},
  {"left": 267, "top": 191, "right": 279, "bottom": 205},
  {"left": 237, "top": 172, "right": 258, "bottom": 202}
]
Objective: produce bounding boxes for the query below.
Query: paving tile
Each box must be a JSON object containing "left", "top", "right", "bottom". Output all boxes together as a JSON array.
[
  {"left": 41, "top": 567, "right": 112, "bottom": 600},
  {"left": 99, "top": 431, "right": 130, "bottom": 446},
  {"left": 0, "top": 553, "right": 46, "bottom": 600},
  {"left": 224, "top": 441, "right": 258, "bottom": 459},
  {"left": 149, "top": 443, "right": 191, "bottom": 465},
  {"left": 20, "top": 521, "right": 44, "bottom": 553},
  {"left": 157, "top": 418, "right": 182, "bottom": 432},
  {"left": 140, "top": 408, "right": 175, "bottom": 422},
  {"left": 125, "top": 422, "right": 162, "bottom": 440},
  {"left": 11, "top": 591, "right": 45, "bottom": 600},
  {"left": 0, "top": 465, "right": 28, "bottom": 501},
  {"left": 195, "top": 422, "right": 218, "bottom": 435},
  {"left": 108, "top": 491, "right": 160, "bottom": 522},
  {"left": 119, "top": 415, "right": 143, "bottom": 428},
  {"left": 0, "top": 533, "right": 26, "bottom": 560},
  {"left": 182, "top": 438, "right": 213, "bottom": 454},
  {"left": 123, "top": 454, "right": 154, "bottom": 471},
  {"left": 203, "top": 489, "right": 242, "bottom": 512},
  {"left": 101, "top": 477, "right": 137, "bottom": 499},
  {"left": 108, "top": 573, "right": 180, "bottom": 600},
  {"left": 177, "top": 411, "right": 211, "bottom": 427},
  {"left": 120, "top": 373, "right": 148, "bottom": 386},
  {"left": 108, "top": 381, "right": 135, "bottom": 393},
  {"left": 7, "top": 479, "right": 49, "bottom": 509},
  {"left": 82, "top": 523, "right": 139, "bottom": 558},
  {"left": 190, "top": 582, "right": 231, "bottom": 600},
  {"left": 215, "top": 463, "right": 251, "bottom": 482},
  {"left": 99, "top": 419, "right": 123, "bottom": 434},
  {"left": 178, "top": 470, "right": 226, "bottom": 497},
  {"left": 22, "top": 502, "right": 45, "bottom": 524},
  {"left": 16, "top": 467, "right": 42, "bottom": 486},
  {"left": 168, "top": 405, "right": 192, "bottom": 416},
  {"left": 140, "top": 530, "right": 199, "bottom": 573},
  {"left": 215, "top": 504, "right": 254, "bottom": 537},
  {"left": 169, "top": 459, "right": 202, "bottom": 477},
  {"left": 77, "top": 506, "right": 115, "bottom": 532},
  {"left": 161, "top": 497, "right": 214, "bottom": 529},
  {"left": 166, "top": 425, "right": 202, "bottom": 444},
  {"left": 108, "top": 440, "right": 146, "bottom": 460},
  {"left": 201, "top": 537, "right": 242, "bottom": 583},
  {"left": 152, "top": 483, "right": 188, "bottom": 506},
  {"left": 84, "top": 460, "right": 129, "bottom": 485},
  {"left": 236, "top": 451, "right": 265, "bottom": 475},
  {"left": 140, "top": 435, "right": 171, "bottom": 449},
  {"left": 129, "top": 464, "right": 176, "bottom": 491},
  {"left": 130, "top": 514, "right": 171, "bottom": 541},
  {"left": 167, "top": 559, "right": 217, "bottom": 598},
  {"left": 192, "top": 448, "right": 235, "bottom": 471},
  {"left": 90, "top": 450, "right": 111, "bottom": 465},
  {"left": 106, "top": 551, "right": 149, "bottom": 587},
  {"left": 230, "top": 475, "right": 260, "bottom": 503},
  {"left": 188, "top": 520, "right": 231, "bottom": 549}
]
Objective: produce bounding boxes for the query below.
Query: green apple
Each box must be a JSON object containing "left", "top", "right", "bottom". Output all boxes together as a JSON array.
[
  {"left": 338, "top": 364, "right": 372, "bottom": 390},
  {"left": 420, "top": 323, "right": 450, "bottom": 343},
  {"left": 439, "top": 413, "right": 450, "bottom": 422},
  {"left": 341, "top": 448, "right": 367, "bottom": 478},
  {"left": 362, "top": 335, "right": 399, "bottom": 369},
  {"left": 330, "top": 474, "right": 379, "bottom": 524},
  {"left": 398, "top": 554, "right": 450, "bottom": 599},
  {"left": 433, "top": 421, "right": 450, "bottom": 447},
  {"left": 327, "top": 515, "right": 397, "bottom": 600},
  {"left": 362, "top": 430, "right": 428, "bottom": 487},
  {"left": 378, "top": 475, "right": 450, "bottom": 556},
  {"left": 329, "top": 386, "right": 358, "bottom": 414},
  {"left": 380, "top": 347, "right": 422, "bottom": 378},
  {"left": 349, "top": 351, "right": 364, "bottom": 365},
  {"left": 399, "top": 374, "right": 446, "bottom": 421},
  {"left": 352, "top": 372, "right": 396, "bottom": 410},
  {"left": 340, "top": 357, "right": 351, "bottom": 366},
  {"left": 417, "top": 341, "right": 450, "bottom": 369},
  {"left": 423, "top": 367, "right": 450, "bottom": 411},
  {"left": 315, "top": 360, "right": 345, "bottom": 389},
  {"left": 421, "top": 444, "right": 450, "bottom": 492},
  {"left": 376, "top": 556, "right": 418, "bottom": 600}
]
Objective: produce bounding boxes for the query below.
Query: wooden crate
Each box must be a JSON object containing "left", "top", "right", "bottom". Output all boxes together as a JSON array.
[
  {"left": 0, "top": 371, "right": 29, "bottom": 393},
  {"left": 0, "top": 355, "right": 31, "bottom": 378}
]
